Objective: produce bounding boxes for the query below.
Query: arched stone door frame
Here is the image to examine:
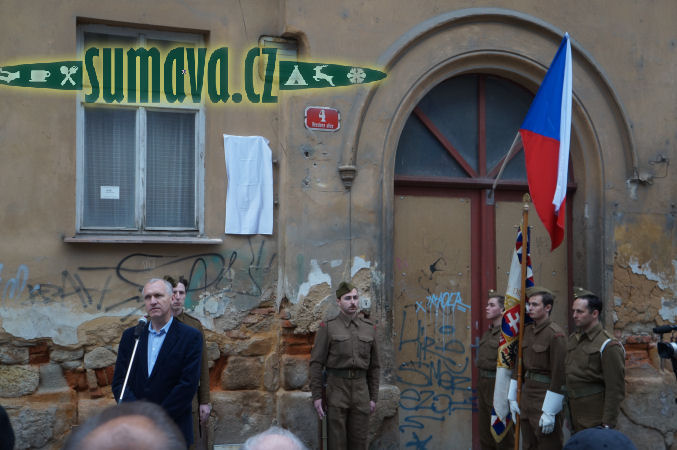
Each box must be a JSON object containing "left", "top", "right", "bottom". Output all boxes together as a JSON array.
[{"left": 343, "top": 8, "right": 636, "bottom": 382}]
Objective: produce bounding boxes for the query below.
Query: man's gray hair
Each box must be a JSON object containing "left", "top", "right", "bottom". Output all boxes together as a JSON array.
[
  {"left": 144, "top": 278, "right": 173, "bottom": 297},
  {"left": 242, "top": 426, "right": 308, "bottom": 450},
  {"left": 62, "top": 401, "right": 185, "bottom": 450}
]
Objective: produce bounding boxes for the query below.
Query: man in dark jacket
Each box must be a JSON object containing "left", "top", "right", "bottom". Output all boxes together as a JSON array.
[{"left": 112, "top": 278, "right": 202, "bottom": 447}]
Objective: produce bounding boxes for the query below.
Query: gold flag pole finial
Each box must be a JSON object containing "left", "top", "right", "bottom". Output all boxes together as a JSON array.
[{"left": 522, "top": 193, "right": 531, "bottom": 211}]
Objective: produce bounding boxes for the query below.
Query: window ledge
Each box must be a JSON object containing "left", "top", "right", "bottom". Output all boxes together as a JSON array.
[{"left": 64, "top": 235, "right": 223, "bottom": 244}]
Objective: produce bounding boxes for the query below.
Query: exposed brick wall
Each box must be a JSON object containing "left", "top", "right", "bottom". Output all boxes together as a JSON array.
[
  {"left": 29, "top": 341, "right": 50, "bottom": 364},
  {"left": 624, "top": 335, "right": 655, "bottom": 369},
  {"left": 280, "top": 310, "right": 315, "bottom": 356}
]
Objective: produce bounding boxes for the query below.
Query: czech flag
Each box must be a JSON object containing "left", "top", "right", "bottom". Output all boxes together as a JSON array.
[{"left": 519, "top": 33, "right": 572, "bottom": 251}]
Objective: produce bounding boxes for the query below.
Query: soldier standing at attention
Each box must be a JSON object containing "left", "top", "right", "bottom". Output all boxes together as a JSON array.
[
  {"left": 166, "top": 276, "right": 211, "bottom": 450},
  {"left": 508, "top": 286, "right": 566, "bottom": 450},
  {"left": 565, "top": 287, "right": 625, "bottom": 432},
  {"left": 477, "top": 290, "right": 515, "bottom": 450},
  {"left": 309, "top": 281, "right": 380, "bottom": 450}
]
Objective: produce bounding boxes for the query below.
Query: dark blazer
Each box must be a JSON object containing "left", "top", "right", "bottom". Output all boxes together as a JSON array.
[{"left": 112, "top": 318, "right": 202, "bottom": 446}]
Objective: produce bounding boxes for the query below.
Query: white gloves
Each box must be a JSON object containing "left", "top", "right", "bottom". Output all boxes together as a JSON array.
[
  {"left": 508, "top": 379, "right": 520, "bottom": 418},
  {"left": 539, "top": 390, "right": 564, "bottom": 434}
]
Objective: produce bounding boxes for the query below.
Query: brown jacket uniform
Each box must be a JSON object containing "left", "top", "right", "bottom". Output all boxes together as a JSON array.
[
  {"left": 175, "top": 311, "right": 210, "bottom": 449},
  {"left": 477, "top": 326, "right": 514, "bottom": 450},
  {"left": 309, "top": 312, "right": 380, "bottom": 450},
  {"left": 518, "top": 318, "right": 566, "bottom": 450},
  {"left": 565, "top": 322, "right": 625, "bottom": 431}
]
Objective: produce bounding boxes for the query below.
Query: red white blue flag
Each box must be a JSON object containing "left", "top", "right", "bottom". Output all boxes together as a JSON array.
[{"left": 519, "top": 33, "right": 572, "bottom": 251}]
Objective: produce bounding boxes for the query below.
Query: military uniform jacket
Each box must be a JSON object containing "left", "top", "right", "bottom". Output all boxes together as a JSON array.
[
  {"left": 565, "top": 322, "right": 625, "bottom": 426},
  {"left": 309, "top": 312, "right": 380, "bottom": 402},
  {"left": 478, "top": 325, "right": 501, "bottom": 371},
  {"left": 516, "top": 318, "right": 566, "bottom": 420},
  {"left": 175, "top": 311, "right": 210, "bottom": 405}
]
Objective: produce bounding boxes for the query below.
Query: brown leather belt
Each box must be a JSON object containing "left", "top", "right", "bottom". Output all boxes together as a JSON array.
[
  {"left": 327, "top": 368, "right": 366, "bottom": 379},
  {"left": 525, "top": 371, "right": 551, "bottom": 384},
  {"left": 566, "top": 384, "right": 604, "bottom": 399}
]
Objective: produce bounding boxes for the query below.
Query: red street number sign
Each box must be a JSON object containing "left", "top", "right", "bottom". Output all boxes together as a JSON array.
[{"left": 304, "top": 106, "right": 340, "bottom": 131}]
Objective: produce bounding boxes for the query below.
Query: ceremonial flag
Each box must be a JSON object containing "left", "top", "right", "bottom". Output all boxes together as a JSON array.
[
  {"left": 519, "top": 33, "right": 572, "bottom": 251},
  {"left": 490, "top": 228, "right": 534, "bottom": 442}
]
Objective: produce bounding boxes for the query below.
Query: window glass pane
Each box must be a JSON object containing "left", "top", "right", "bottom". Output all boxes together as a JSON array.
[
  {"left": 83, "top": 33, "right": 137, "bottom": 103},
  {"left": 395, "top": 114, "right": 467, "bottom": 178},
  {"left": 84, "top": 32, "right": 137, "bottom": 48},
  {"left": 146, "top": 111, "right": 196, "bottom": 229},
  {"left": 501, "top": 149, "right": 528, "bottom": 180},
  {"left": 485, "top": 76, "right": 532, "bottom": 178},
  {"left": 416, "top": 75, "right": 478, "bottom": 173},
  {"left": 83, "top": 108, "right": 136, "bottom": 228},
  {"left": 146, "top": 39, "right": 198, "bottom": 101}
]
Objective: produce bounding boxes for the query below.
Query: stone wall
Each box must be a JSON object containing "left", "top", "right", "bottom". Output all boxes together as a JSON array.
[
  {"left": 612, "top": 211, "right": 677, "bottom": 449},
  {"left": 0, "top": 290, "right": 399, "bottom": 449}
]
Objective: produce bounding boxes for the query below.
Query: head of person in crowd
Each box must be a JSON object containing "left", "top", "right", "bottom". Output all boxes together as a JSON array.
[
  {"left": 486, "top": 289, "right": 505, "bottom": 327},
  {"left": 526, "top": 286, "right": 555, "bottom": 324},
  {"left": 335, "top": 281, "right": 359, "bottom": 318},
  {"left": 143, "top": 278, "right": 174, "bottom": 329},
  {"left": 0, "top": 404, "right": 15, "bottom": 450},
  {"left": 563, "top": 426, "right": 637, "bottom": 450},
  {"left": 241, "top": 425, "right": 308, "bottom": 450},
  {"left": 572, "top": 286, "right": 602, "bottom": 333},
  {"left": 165, "top": 275, "right": 190, "bottom": 316},
  {"left": 62, "top": 401, "right": 186, "bottom": 450}
]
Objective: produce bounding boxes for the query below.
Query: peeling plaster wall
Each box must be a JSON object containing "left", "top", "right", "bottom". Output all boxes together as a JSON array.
[
  {"left": 613, "top": 214, "right": 677, "bottom": 333},
  {"left": 1, "top": 0, "right": 677, "bottom": 448}
]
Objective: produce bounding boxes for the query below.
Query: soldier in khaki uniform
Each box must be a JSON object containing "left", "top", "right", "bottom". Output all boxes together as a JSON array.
[
  {"left": 565, "top": 287, "right": 625, "bottom": 432},
  {"left": 168, "top": 276, "right": 211, "bottom": 450},
  {"left": 508, "top": 286, "right": 566, "bottom": 450},
  {"left": 309, "top": 281, "right": 380, "bottom": 450},
  {"left": 477, "top": 290, "right": 515, "bottom": 450}
]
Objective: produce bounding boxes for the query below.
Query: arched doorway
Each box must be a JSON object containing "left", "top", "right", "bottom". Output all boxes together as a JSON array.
[{"left": 392, "top": 74, "right": 572, "bottom": 448}]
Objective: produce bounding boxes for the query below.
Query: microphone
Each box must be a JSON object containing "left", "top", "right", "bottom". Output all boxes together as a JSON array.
[
  {"left": 120, "top": 316, "right": 148, "bottom": 403},
  {"left": 134, "top": 317, "right": 148, "bottom": 337},
  {"left": 653, "top": 325, "right": 677, "bottom": 334}
]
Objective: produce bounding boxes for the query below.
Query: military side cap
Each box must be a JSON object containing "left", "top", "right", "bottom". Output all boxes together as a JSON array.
[
  {"left": 563, "top": 427, "right": 637, "bottom": 450},
  {"left": 163, "top": 275, "right": 177, "bottom": 287},
  {"left": 525, "top": 285, "right": 553, "bottom": 298},
  {"left": 336, "top": 281, "right": 356, "bottom": 299},
  {"left": 573, "top": 286, "right": 596, "bottom": 299},
  {"left": 488, "top": 289, "right": 501, "bottom": 298}
]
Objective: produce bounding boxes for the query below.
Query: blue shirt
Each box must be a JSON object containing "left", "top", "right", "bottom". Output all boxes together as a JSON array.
[{"left": 147, "top": 316, "right": 173, "bottom": 376}]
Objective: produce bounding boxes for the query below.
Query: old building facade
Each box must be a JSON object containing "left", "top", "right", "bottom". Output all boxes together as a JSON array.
[{"left": 0, "top": 1, "right": 675, "bottom": 448}]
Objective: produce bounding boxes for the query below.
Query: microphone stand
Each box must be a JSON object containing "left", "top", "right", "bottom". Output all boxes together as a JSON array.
[{"left": 119, "top": 318, "right": 147, "bottom": 403}]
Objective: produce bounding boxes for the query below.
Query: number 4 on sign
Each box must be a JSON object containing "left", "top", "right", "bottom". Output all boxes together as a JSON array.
[{"left": 304, "top": 106, "right": 340, "bottom": 132}]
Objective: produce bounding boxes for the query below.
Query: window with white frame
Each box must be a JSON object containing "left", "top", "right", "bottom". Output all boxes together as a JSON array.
[{"left": 76, "top": 24, "right": 205, "bottom": 234}]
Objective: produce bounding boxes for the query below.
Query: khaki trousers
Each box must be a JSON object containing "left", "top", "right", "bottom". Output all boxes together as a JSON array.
[
  {"left": 326, "top": 375, "right": 370, "bottom": 450},
  {"left": 478, "top": 376, "right": 515, "bottom": 450}
]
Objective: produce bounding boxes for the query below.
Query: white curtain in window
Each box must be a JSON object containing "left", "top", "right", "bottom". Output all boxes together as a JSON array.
[
  {"left": 83, "top": 108, "right": 136, "bottom": 228},
  {"left": 146, "top": 111, "right": 196, "bottom": 229}
]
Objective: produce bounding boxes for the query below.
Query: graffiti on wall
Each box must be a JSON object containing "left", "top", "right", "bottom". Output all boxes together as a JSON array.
[
  {"left": 1, "top": 237, "right": 276, "bottom": 317},
  {"left": 0, "top": 263, "right": 29, "bottom": 302},
  {"left": 396, "top": 291, "right": 475, "bottom": 449}
]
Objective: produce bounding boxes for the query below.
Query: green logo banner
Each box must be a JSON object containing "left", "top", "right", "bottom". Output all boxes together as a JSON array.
[
  {"left": 0, "top": 61, "right": 82, "bottom": 90},
  {"left": 0, "top": 48, "right": 386, "bottom": 103},
  {"left": 279, "top": 61, "right": 386, "bottom": 90}
]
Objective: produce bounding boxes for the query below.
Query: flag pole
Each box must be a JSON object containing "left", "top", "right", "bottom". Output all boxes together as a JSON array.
[
  {"left": 489, "top": 133, "right": 521, "bottom": 204},
  {"left": 513, "top": 193, "right": 530, "bottom": 450}
]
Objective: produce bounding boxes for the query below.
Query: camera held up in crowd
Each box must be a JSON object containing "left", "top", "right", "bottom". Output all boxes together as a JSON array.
[{"left": 653, "top": 324, "right": 677, "bottom": 380}]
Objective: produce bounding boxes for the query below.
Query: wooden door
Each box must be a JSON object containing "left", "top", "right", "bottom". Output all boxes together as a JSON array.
[{"left": 394, "top": 193, "right": 474, "bottom": 450}]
